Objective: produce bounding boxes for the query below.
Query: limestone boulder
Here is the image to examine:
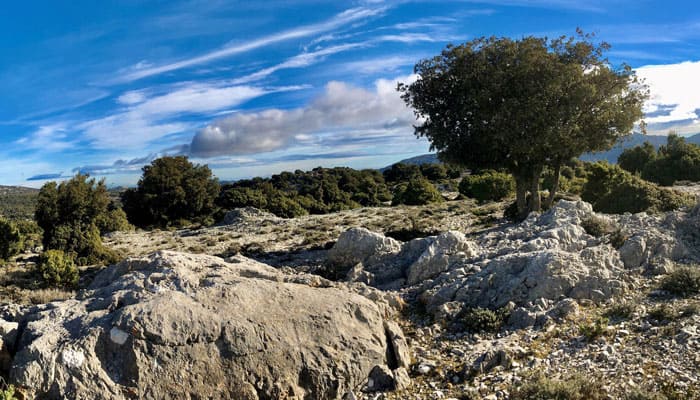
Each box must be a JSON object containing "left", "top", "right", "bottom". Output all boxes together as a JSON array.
[{"left": 10, "top": 251, "right": 405, "bottom": 400}]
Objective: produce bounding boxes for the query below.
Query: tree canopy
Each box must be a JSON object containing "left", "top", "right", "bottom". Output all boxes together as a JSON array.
[
  {"left": 618, "top": 134, "right": 700, "bottom": 186},
  {"left": 399, "top": 31, "right": 648, "bottom": 217},
  {"left": 122, "top": 156, "right": 220, "bottom": 228},
  {"left": 35, "top": 174, "right": 127, "bottom": 265}
]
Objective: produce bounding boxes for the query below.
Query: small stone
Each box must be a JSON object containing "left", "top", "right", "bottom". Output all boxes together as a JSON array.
[{"left": 109, "top": 327, "right": 129, "bottom": 345}]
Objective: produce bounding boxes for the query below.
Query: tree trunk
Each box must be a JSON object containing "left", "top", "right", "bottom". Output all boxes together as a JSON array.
[
  {"left": 545, "top": 162, "right": 561, "bottom": 209},
  {"left": 515, "top": 176, "right": 528, "bottom": 219},
  {"left": 529, "top": 166, "right": 542, "bottom": 213}
]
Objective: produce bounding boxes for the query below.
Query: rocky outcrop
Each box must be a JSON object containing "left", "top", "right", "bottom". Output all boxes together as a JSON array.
[
  {"left": 9, "top": 251, "right": 408, "bottom": 400},
  {"left": 220, "top": 207, "right": 279, "bottom": 225},
  {"left": 327, "top": 228, "right": 479, "bottom": 288}
]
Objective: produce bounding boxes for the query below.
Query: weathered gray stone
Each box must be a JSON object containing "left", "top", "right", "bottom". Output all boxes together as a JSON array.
[
  {"left": 406, "top": 231, "right": 479, "bottom": 285},
  {"left": 10, "top": 251, "right": 402, "bottom": 400},
  {"left": 384, "top": 320, "right": 411, "bottom": 369},
  {"left": 327, "top": 228, "right": 402, "bottom": 274}
]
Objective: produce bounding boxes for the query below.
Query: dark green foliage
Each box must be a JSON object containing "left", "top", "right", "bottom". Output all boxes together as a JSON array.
[
  {"left": 660, "top": 266, "right": 700, "bottom": 297},
  {"left": 391, "top": 178, "right": 443, "bottom": 206},
  {"left": 581, "top": 162, "right": 694, "bottom": 214},
  {"left": 36, "top": 249, "right": 78, "bottom": 289},
  {"left": 14, "top": 219, "right": 42, "bottom": 252},
  {"left": 619, "top": 134, "right": 700, "bottom": 186},
  {"left": 218, "top": 167, "right": 392, "bottom": 218},
  {"left": 399, "top": 32, "right": 648, "bottom": 217},
  {"left": 459, "top": 307, "right": 509, "bottom": 333},
  {"left": 383, "top": 163, "right": 422, "bottom": 183},
  {"left": 510, "top": 373, "right": 606, "bottom": 400},
  {"left": 122, "top": 156, "right": 220, "bottom": 228},
  {"left": 618, "top": 141, "right": 657, "bottom": 175},
  {"left": 0, "top": 218, "right": 23, "bottom": 261},
  {"left": 35, "top": 174, "right": 127, "bottom": 265},
  {"left": 579, "top": 317, "right": 609, "bottom": 341},
  {"left": 458, "top": 170, "right": 514, "bottom": 202},
  {"left": 419, "top": 163, "right": 448, "bottom": 181}
]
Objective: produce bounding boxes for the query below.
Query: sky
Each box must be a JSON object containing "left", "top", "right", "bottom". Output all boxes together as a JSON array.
[{"left": 1, "top": 0, "right": 700, "bottom": 187}]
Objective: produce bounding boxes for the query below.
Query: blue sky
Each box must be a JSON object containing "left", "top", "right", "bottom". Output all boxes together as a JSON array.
[{"left": 1, "top": 0, "right": 700, "bottom": 187}]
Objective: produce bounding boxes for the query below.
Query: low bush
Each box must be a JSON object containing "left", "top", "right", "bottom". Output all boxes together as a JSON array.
[
  {"left": 459, "top": 307, "right": 509, "bottom": 334},
  {"left": 604, "top": 301, "right": 637, "bottom": 321},
  {"left": 579, "top": 317, "right": 609, "bottom": 342},
  {"left": 580, "top": 216, "right": 615, "bottom": 237},
  {"left": 458, "top": 170, "right": 514, "bottom": 202},
  {"left": 581, "top": 162, "right": 694, "bottom": 214},
  {"left": 510, "top": 373, "right": 606, "bottom": 400},
  {"left": 660, "top": 266, "right": 700, "bottom": 297},
  {"left": 36, "top": 250, "right": 78, "bottom": 289},
  {"left": 392, "top": 178, "right": 443, "bottom": 206}
]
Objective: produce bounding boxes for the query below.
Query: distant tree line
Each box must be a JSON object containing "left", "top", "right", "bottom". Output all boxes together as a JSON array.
[{"left": 618, "top": 134, "right": 700, "bottom": 186}]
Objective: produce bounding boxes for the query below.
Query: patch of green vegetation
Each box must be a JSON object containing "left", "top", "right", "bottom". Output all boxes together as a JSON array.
[
  {"left": 579, "top": 316, "right": 609, "bottom": 342},
  {"left": 36, "top": 249, "right": 78, "bottom": 289},
  {"left": 0, "top": 186, "right": 38, "bottom": 221},
  {"left": 122, "top": 156, "right": 220, "bottom": 228},
  {"left": 581, "top": 162, "right": 694, "bottom": 214},
  {"left": 660, "top": 266, "right": 700, "bottom": 297},
  {"left": 619, "top": 134, "right": 700, "bottom": 186},
  {"left": 392, "top": 177, "right": 443, "bottom": 206},
  {"left": 458, "top": 307, "right": 510, "bottom": 334},
  {"left": 510, "top": 372, "right": 607, "bottom": 400},
  {"left": 36, "top": 174, "right": 126, "bottom": 265},
  {"left": 459, "top": 170, "right": 515, "bottom": 202},
  {"left": 604, "top": 301, "right": 637, "bottom": 321}
]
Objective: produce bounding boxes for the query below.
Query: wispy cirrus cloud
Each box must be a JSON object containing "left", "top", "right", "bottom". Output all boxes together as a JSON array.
[
  {"left": 78, "top": 83, "right": 278, "bottom": 149},
  {"left": 116, "top": 6, "right": 387, "bottom": 83}
]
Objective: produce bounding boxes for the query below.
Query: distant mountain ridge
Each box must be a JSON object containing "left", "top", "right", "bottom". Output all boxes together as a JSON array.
[{"left": 386, "top": 133, "right": 700, "bottom": 168}]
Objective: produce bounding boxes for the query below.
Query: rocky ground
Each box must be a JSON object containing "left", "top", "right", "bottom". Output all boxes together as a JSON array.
[{"left": 2, "top": 197, "right": 700, "bottom": 399}]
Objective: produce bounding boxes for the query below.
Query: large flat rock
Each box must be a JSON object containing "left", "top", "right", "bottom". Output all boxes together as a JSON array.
[{"left": 10, "top": 251, "right": 399, "bottom": 399}]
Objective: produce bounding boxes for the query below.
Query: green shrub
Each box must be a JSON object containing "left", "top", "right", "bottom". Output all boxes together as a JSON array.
[
  {"left": 459, "top": 307, "right": 509, "bottom": 333},
  {"left": 581, "top": 162, "right": 694, "bottom": 214},
  {"left": 0, "top": 218, "right": 23, "bottom": 261},
  {"left": 122, "top": 156, "right": 220, "bottom": 228},
  {"left": 647, "top": 304, "right": 677, "bottom": 324},
  {"left": 37, "top": 250, "right": 78, "bottom": 289},
  {"left": 660, "top": 266, "right": 700, "bottom": 297},
  {"left": 392, "top": 178, "right": 443, "bottom": 206},
  {"left": 510, "top": 373, "right": 606, "bottom": 400},
  {"left": 459, "top": 170, "right": 514, "bottom": 202},
  {"left": 579, "top": 317, "right": 609, "bottom": 342},
  {"left": 618, "top": 141, "right": 657, "bottom": 175},
  {"left": 604, "top": 301, "right": 637, "bottom": 321},
  {"left": 35, "top": 174, "right": 126, "bottom": 265}
]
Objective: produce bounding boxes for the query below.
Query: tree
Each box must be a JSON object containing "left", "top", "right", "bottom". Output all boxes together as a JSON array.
[
  {"left": 122, "top": 156, "right": 220, "bottom": 228},
  {"left": 35, "top": 174, "right": 127, "bottom": 265},
  {"left": 618, "top": 141, "right": 657, "bottom": 175},
  {"left": 399, "top": 31, "right": 648, "bottom": 217},
  {"left": 0, "top": 217, "right": 23, "bottom": 261}
]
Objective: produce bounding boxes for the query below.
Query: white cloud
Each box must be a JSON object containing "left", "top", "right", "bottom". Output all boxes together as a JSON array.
[
  {"left": 636, "top": 60, "right": 700, "bottom": 134},
  {"left": 117, "top": 6, "right": 385, "bottom": 82},
  {"left": 16, "top": 124, "right": 75, "bottom": 152},
  {"left": 117, "top": 90, "right": 148, "bottom": 105},
  {"left": 80, "top": 83, "right": 271, "bottom": 148},
  {"left": 189, "top": 75, "right": 419, "bottom": 157},
  {"left": 230, "top": 43, "right": 364, "bottom": 85}
]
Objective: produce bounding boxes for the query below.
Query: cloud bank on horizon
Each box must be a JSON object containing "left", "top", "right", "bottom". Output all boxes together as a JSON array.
[{"left": 1, "top": 0, "right": 699, "bottom": 187}]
